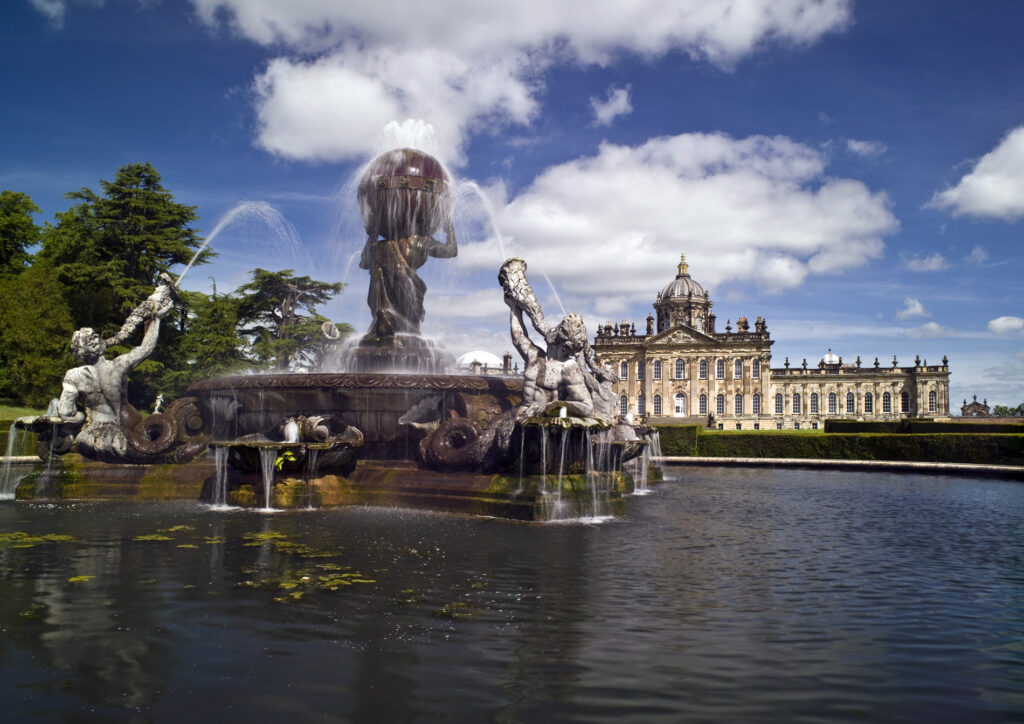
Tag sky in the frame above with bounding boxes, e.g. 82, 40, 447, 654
2, 0, 1023, 408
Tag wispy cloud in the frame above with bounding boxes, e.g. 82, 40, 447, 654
965, 245, 989, 264
590, 85, 632, 127
846, 138, 887, 158
903, 253, 948, 272
988, 316, 1024, 335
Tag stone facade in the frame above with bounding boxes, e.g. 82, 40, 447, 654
592, 253, 951, 429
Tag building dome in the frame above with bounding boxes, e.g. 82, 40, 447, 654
456, 350, 503, 369
821, 348, 840, 365
659, 253, 707, 300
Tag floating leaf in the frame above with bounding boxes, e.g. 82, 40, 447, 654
162, 525, 194, 533
176, 544, 198, 549
68, 575, 95, 583
133, 534, 173, 541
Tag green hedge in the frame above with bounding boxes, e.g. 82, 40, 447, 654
653, 424, 1024, 466
825, 419, 1024, 434
655, 425, 700, 456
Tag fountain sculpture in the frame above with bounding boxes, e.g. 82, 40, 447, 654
9, 147, 654, 520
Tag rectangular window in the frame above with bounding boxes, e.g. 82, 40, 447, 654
734, 395, 742, 416
776, 422, 783, 430
637, 395, 646, 415
735, 423, 742, 430
810, 394, 819, 414
653, 360, 662, 380
716, 359, 725, 379
754, 422, 760, 430
753, 395, 761, 415
846, 394, 855, 414
883, 394, 892, 413
619, 361, 628, 380
812, 422, 818, 430
774, 394, 783, 415
699, 395, 707, 415
637, 362, 645, 381
794, 422, 800, 430
752, 359, 760, 379
734, 359, 743, 378
699, 360, 708, 379
716, 395, 725, 416
828, 394, 837, 415
865, 394, 873, 414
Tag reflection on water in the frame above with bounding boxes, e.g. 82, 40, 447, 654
1, 469, 1023, 722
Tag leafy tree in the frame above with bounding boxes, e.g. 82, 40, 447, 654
162, 288, 248, 389
38, 162, 211, 334
993, 403, 1023, 417
0, 263, 75, 407
236, 268, 349, 371
0, 191, 41, 278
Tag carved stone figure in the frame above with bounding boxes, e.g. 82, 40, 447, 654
500, 258, 595, 418
56, 276, 176, 461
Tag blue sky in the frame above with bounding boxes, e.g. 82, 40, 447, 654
2, 0, 1022, 408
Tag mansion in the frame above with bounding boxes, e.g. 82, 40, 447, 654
592, 254, 952, 429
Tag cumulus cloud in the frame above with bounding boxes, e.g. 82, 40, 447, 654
928, 126, 1024, 221
988, 316, 1024, 335
846, 139, 887, 158
896, 297, 928, 320
191, 0, 852, 163
591, 85, 633, 126
453, 133, 898, 311
907, 321, 953, 338
903, 253, 948, 272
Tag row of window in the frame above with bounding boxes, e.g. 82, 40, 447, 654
622, 390, 937, 416
619, 358, 762, 381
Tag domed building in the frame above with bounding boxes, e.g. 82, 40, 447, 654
592, 253, 951, 428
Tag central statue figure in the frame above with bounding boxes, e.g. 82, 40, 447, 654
357, 148, 456, 341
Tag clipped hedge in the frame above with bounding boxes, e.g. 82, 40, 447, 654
655, 425, 700, 456
825, 419, 1024, 434
652, 425, 1024, 466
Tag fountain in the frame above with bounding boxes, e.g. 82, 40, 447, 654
8, 147, 655, 520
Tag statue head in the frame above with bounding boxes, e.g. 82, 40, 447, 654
551, 313, 588, 355
71, 327, 106, 364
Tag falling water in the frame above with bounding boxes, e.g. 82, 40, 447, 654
212, 446, 229, 507
177, 201, 302, 286
283, 420, 300, 443
259, 447, 278, 511
304, 448, 320, 510
0, 424, 22, 500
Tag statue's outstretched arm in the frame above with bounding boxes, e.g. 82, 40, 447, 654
427, 222, 458, 259
509, 307, 539, 362
118, 317, 162, 371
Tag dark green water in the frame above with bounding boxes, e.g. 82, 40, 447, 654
1, 467, 1022, 722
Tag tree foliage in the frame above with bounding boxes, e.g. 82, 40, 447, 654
992, 404, 1023, 417
37, 162, 210, 334
0, 191, 41, 279
236, 268, 348, 371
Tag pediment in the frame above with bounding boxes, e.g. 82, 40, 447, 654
646, 325, 720, 347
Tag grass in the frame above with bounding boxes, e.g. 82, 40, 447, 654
0, 403, 44, 420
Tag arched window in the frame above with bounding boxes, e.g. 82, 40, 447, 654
653, 394, 663, 416
619, 361, 628, 380
638, 394, 646, 415
883, 392, 892, 413
735, 359, 743, 378
793, 393, 801, 415
752, 359, 760, 379
752, 393, 761, 415
828, 392, 837, 414
716, 359, 725, 379
901, 391, 909, 413
620, 395, 628, 416
846, 392, 855, 414
928, 390, 937, 413
675, 359, 686, 379
810, 393, 819, 414
774, 393, 783, 415
865, 392, 874, 414
674, 393, 686, 416
734, 393, 743, 415
653, 360, 662, 380
716, 394, 725, 415
699, 393, 708, 415
699, 360, 708, 379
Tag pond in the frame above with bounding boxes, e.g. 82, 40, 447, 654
1, 467, 1022, 722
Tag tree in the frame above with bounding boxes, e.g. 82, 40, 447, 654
236, 269, 349, 370
0, 191, 41, 278
0, 262, 75, 406
38, 162, 211, 334
992, 403, 1023, 417
162, 288, 248, 390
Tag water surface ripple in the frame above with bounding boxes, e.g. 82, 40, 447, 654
1, 467, 1022, 722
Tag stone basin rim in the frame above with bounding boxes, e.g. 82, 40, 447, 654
187, 372, 524, 393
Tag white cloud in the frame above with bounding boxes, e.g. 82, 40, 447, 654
846, 139, 887, 158
928, 125, 1024, 221
903, 253, 948, 272
988, 316, 1024, 335
591, 85, 633, 126
192, 0, 852, 163
896, 297, 928, 320
455, 133, 898, 312
907, 321, 953, 338
29, 0, 104, 28
965, 244, 989, 264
